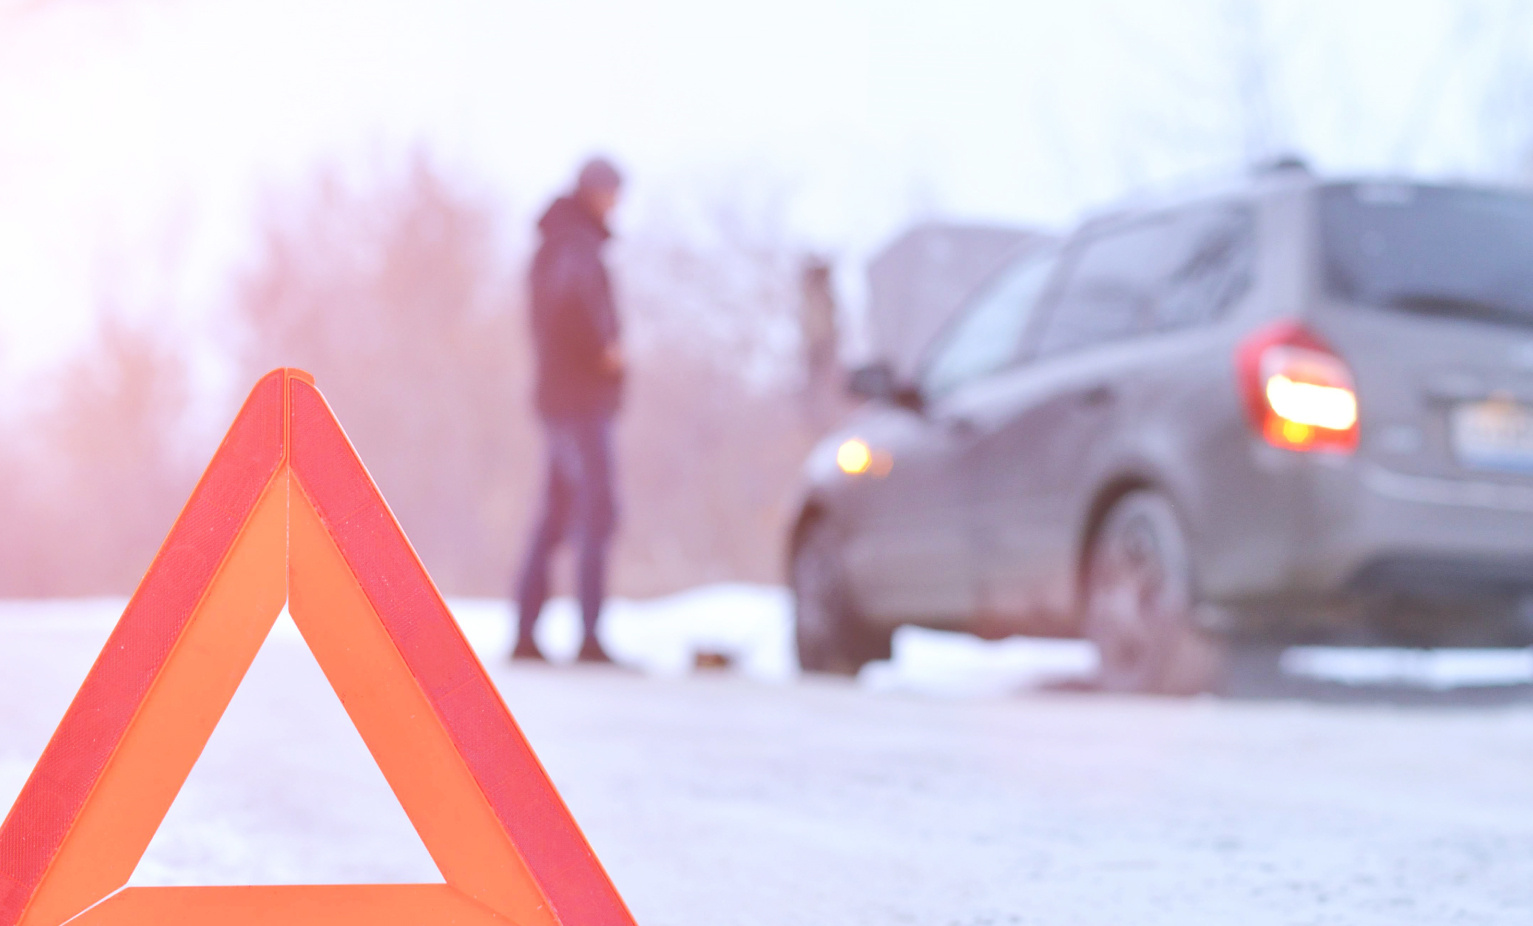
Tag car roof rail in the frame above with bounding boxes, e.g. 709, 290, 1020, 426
1251, 153, 1312, 176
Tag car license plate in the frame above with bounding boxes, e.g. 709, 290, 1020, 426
1451, 399, 1533, 472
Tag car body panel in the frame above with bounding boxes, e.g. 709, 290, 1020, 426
812, 408, 980, 623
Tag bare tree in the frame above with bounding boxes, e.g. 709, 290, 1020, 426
609, 178, 819, 594
1464, 1, 1533, 183
231, 150, 535, 595
1222, 0, 1290, 165
0, 312, 198, 595
1093, 0, 1297, 194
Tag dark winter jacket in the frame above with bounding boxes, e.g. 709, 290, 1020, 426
528, 195, 623, 419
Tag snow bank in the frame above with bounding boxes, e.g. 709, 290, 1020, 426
1283, 646, 1533, 689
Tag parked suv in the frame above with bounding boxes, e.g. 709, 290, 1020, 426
789, 166, 1533, 692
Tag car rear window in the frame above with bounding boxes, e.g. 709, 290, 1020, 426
1321, 183, 1533, 327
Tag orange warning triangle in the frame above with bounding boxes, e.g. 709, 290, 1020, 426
0, 370, 638, 926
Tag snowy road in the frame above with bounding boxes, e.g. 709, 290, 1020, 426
3, 592, 1533, 924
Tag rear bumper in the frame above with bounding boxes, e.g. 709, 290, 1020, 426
1197, 448, 1533, 644
1349, 552, 1533, 599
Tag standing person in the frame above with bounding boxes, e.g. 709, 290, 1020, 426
512, 157, 625, 664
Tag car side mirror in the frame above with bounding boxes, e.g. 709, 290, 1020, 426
847, 362, 924, 412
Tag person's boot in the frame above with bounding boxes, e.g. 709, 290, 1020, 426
576, 636, 614, 664
510, 636, 545, 662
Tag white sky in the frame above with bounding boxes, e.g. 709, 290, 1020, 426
0, 0, 1523, 380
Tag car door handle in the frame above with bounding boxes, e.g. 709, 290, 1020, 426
1080, 384, 1116, 407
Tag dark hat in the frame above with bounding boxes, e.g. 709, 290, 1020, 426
576, 156, 623, 193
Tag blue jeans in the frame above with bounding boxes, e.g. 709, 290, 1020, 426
514, 415, 617, 644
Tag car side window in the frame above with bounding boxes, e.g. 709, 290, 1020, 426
1033, 222, 1167, 357
1033, 203, 1256, 358
1153, 205, 1256, 330
921, 250, 1059, 399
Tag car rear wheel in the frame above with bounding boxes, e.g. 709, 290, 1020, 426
1083, 491, 1227, 695
792, 518, 892, 675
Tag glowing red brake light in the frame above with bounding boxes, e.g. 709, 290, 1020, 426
1236, 321, 1359, 453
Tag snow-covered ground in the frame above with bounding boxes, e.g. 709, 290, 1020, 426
450, 584, 1533, 695
3, 588, 1533, 923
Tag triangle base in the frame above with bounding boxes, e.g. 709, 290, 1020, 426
72, 885, 511, 926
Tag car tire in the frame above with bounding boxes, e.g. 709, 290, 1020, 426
1083, 490, 1227, 695
791, 518, 892, 675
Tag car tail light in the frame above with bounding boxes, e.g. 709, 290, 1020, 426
1236, 321, 1359, 453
